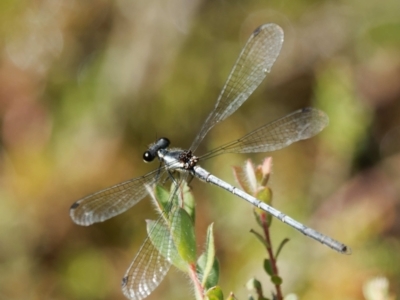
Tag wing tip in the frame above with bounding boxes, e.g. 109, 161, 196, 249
70, 201, 80, 210
254, 23, 284, 37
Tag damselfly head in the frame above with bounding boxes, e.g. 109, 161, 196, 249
143, 137, 171, 162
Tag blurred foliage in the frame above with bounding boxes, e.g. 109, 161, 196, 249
1, 0, 400, 299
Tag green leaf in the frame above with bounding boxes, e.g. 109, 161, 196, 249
170, 207, 196, 264
146, 184, 171, 219
197, 225, 219, 289
198, 254, 220, 289
265, 212, 273, 227
255, 187, 272, 205
154, 184, 171, 212
249, 229, 268, 248
253, 209, 263, 228
176, 181, 195, 221
275, 238, 290, 259
271, 275, 282, 285
253, 187, 273, 222
205, 286, 224, 300
263, 259, 273, 276
146, 219, 187, 271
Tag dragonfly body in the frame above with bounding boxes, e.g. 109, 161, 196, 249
138, 109, 349, 255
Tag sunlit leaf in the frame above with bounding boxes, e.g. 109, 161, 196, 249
206, 286, 224, 300
178, 181, 196, 221
154, 184, 171, 212
170, 207, 196, 264
255, 186, 272, 205
198, 223, 219, 288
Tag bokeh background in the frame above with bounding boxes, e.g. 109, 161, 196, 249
1, 0, 400, 299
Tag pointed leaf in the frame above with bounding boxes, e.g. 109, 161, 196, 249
199, 223, 216, 286
250, 229, 268, 248
198, 254, 220, 289
253, 209, 263, 228
206, 286, 224, 300
197, 224, 219, 289
170, 207, 196, 264
232, 166, 252, 194
244, 159, 257, 193
275, 238, 290, 259
259, 157, 272, 186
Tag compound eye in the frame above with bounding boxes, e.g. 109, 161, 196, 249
143, 151, 155, 162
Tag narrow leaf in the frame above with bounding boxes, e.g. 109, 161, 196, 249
250, 229, 268, 248
198, 255, 219, 288
259, 157, 272, 186
232, 166, 252, 194
253, 209, 263, 228
275, 238, 290, 259
200, 223, 217, 287
244, 159, 257, 193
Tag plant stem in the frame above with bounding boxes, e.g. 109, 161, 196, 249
188, 263, 204, 300
261, 212, 283, 300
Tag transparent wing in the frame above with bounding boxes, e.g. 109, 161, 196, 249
122, 182, 188, 300
70, 168, 164, 226
200, 108, 329, 160
190, 23, 284, 152
121, 229, 172, 300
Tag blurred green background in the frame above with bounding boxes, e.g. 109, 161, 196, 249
1, 0, 400, 299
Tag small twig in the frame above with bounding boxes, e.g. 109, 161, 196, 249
260, 212, 283, 300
